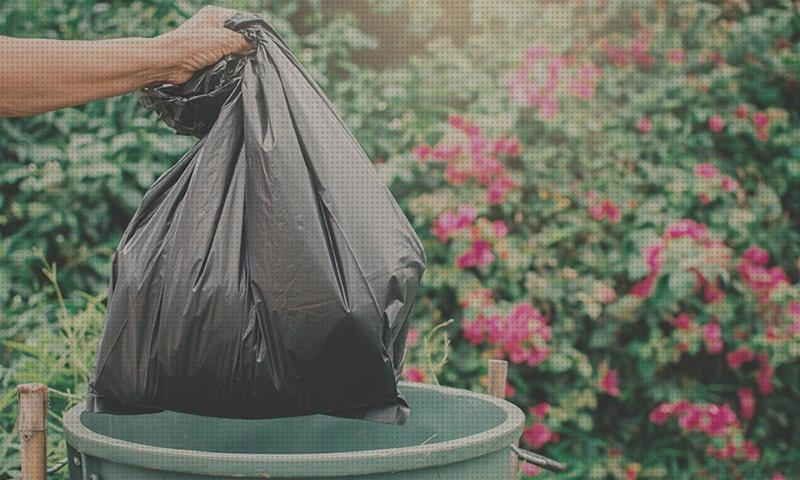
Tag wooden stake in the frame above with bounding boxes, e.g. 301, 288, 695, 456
17, 383, 48, 480
487, 359, 508, 398
487, 360, 519, 479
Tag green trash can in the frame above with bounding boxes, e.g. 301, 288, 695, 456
64, 383, 526, 479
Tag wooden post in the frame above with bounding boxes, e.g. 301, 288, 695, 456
17, 383, 48, 480
487, 359, 508, 398
487, 359, 520, 479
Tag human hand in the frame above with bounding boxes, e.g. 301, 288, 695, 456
156, 6, 254, 85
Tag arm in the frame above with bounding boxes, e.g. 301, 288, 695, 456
0, 6, 252, 118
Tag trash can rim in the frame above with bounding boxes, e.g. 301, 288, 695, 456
63, 382, 525, 477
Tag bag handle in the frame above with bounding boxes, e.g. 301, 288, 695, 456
138, 12, 282, 138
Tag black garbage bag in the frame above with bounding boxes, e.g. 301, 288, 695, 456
86, 12, 426, 424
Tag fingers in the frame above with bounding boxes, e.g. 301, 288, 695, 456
223, 29, 254, 55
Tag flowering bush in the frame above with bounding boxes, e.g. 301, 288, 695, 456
390, 1, 800, 478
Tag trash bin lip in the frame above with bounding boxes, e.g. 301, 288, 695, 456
63, 382, 524, 477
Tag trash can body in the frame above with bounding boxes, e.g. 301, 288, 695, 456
65, 383, 524, 479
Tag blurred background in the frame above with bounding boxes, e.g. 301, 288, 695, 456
2, 0, 799, 478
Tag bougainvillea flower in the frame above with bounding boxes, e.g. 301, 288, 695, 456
523, 423, 553, 449
456, 239, 495, 269
737, 387, 756, 420
708, 115, 725, 133
694, 162, 720, 178
600, 369, 621, 397
404, 367, 425, 383
529, 403, 550, 418
726, 348, 756, 369
702, 320, 723, 354
637, 116, 653, 133
665, 219, 709, 241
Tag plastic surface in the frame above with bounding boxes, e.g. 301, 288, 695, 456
86, 12, 426, 423
65, 383, 524, 479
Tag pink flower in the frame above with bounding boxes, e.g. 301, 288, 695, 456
721, 175, 738, 192
444, 162, 470, 184
487, 176, 519, 205
589, 199, 621, 223
649, 403, 674, 424
630, 29, 654, 67
447, 114, 466, 130
705, 404, 738, 436
738, 249, 789, 302
538, 95, 559, 120
523, 423, 552, 449
492, 136, 521, 156
694, 162, 720, 179
643, 244, 664, 274
492, 220, 509, 238
702, 321, 723, 354
568, 64, 602, 99
521, 462, 542, 476
529, 403, 550, 418
773, 474, 786, 480
742, 440, 760, 462
597, 284, 617, 304
736, 104, 749, 119
631, 273, 658, 298
737, 387, 756, 420
637, 116, 653, 134
456, 239, 495, 269
431, 205, 478, 243
600, 369, 621, 397
432, 143, 462, 161
665, 219, 708, 241
603, 43, 629, 66
404, 367, 425, 383
413, 144, 432, 161
757, 354, 774, 395
726, 348, 755, 369
464, 122, 481, 136
752, 112, 770, 128
702, 278, 725, 304
674, 313, 692, 330
743, 245, 769, 266
708, 115, 725, 133
472, 156, 505, 184
483, 303, 552, 367
668, 48, 685, 64
462, 316, 486, 345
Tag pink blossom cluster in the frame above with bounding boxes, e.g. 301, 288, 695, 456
693, 162, 739, 202
602, 29, 654, 68
738, 245, 789, 303
414, 115, 521, 205
404, 366, 425, 383
522, 402, 557, 455
587, 191, 622, 224
463, 303, 551, 367
630, 219, 729, 302
430, 206, 511, 270
430, 204, 477, 243
649, 401, 761, 461
705, 103, 772, 141
507, 44, 602, 121
599, 368, 621, 397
